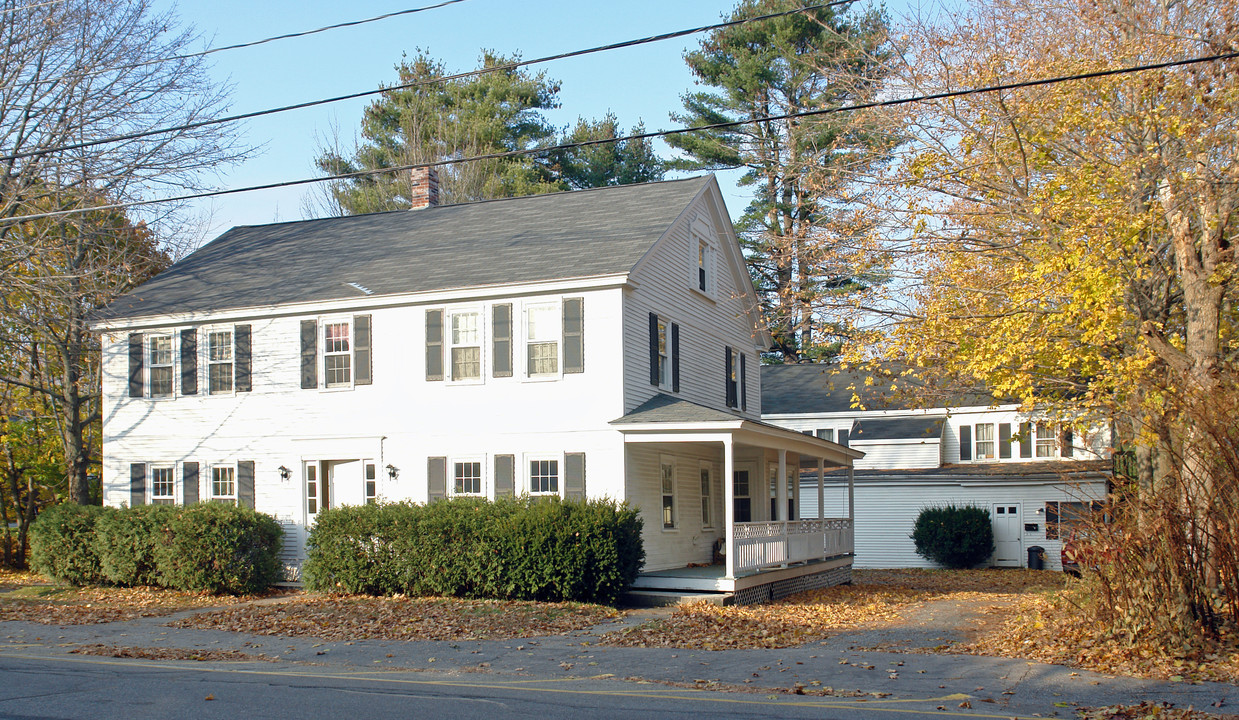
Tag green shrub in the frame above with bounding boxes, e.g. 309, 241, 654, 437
153, 503, 284, 594
303, 497, 644, 605
911, 504, 994, 568
29, 504, 109, 585
95, 504, 177, 586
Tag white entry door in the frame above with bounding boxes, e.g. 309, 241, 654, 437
992, 503, 1022, 567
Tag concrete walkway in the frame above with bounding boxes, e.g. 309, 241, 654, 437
0, 601, 1235, 718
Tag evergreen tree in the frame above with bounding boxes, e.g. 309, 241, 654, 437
551, 113, 665, 190
669, 0, 893, 361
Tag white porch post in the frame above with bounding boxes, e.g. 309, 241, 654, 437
847, 464, 855, 552
776, 450, 787, 522
723, 436, 736, 580
817, 458, 825, 521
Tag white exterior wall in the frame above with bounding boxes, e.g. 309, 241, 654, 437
623, 195, 762, 418
847, 440, 941, 470
799, 479, 1108, 570
942, 408, 1108, 464
101, 287, 628, 558
625, 443, 726, 572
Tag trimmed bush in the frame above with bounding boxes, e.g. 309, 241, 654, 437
29, 504, 109, 585
303, 497, 644, 605
28, 502, 283, 594
95, 504, 177, 586
153, 503, 284, 594
911, 504, 994, 568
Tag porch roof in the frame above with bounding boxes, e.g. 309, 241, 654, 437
611, 393, 864, 465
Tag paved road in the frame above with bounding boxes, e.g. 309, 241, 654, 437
0, 606, 1234, 719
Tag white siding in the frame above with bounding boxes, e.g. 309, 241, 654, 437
798, 479, 1108, 570
625, 442, 727, 572
101, 287, 628, 560
849, 440, 941, 470
624, 195, 762, 417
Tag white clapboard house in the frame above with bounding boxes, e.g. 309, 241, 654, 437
760, 364, 1111, 571
93, 173, 861, 601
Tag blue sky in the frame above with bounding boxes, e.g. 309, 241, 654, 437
159, 0, 903, 240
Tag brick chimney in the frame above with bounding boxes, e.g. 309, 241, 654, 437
409, 166, 440, 210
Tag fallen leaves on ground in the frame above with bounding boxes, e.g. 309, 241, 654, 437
0, 568, 43, 591
170, 594, 620, 642
0, 585, 276, 625
954, 590, 1239, 684
855, 568, 1068, 593
1075, 701, 1239, 719
602, 583, 934, 650
69, 643, 276, 662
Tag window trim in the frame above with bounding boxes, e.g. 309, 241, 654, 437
204, 326, 236, 396
974, 422, 997, 461
321, 316, 354, 390
150, 465, 177, 505
523, 301, 562, 381
699, 461, 714, 529
364, 460, 378, 505
210, 463, 237, 504
447, 307, 485, 384
147, 333, 176, 399
660, 455, 678, 531
527, 454, 561, 496
451, 456, 486, 497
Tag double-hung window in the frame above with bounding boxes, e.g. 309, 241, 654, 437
697, 239, 715, 294
454, 459, 483, 496
529, 457, 559, 495
1036, 421, 1056, 458
151, 466, 175, 505
365, 461, 378, 504
657, 318, 671, 388
975, 423, 996, 460
149, 335, 174, 398
699, 463, 713, 528
324, 321, 352, 387
660, 458, 676, 529
211, 465, 236, 503
208, 330, 234, 394
525, 303, 559, 377
449, 310, 482, 381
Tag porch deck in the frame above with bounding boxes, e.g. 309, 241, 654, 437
632, 553, 854, 594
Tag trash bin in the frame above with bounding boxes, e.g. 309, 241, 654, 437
1027, 546, 1045, 570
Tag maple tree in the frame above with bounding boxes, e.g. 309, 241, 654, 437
848, 0, 1238, 642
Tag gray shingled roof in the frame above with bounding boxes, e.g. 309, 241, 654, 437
611, 394, 740, 424
850, 415, 946, 442
96, 176, 712, 322
761, 364, 996, 414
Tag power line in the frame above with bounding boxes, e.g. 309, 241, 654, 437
0, 1, 853, 164
6, 0, 470, 93
6, 48, 1233, 227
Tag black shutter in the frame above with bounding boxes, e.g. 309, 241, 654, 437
300, 320, 317, 389
1062, 428, 1074, 457
234, 324, 252, 392
237, 461, 255, 509
740, 353, 748, 411
563, 297, 584, 374
1019, 422, 1033, 458
648, 312, 660, 386
130, 463, 146, 506
180, 329, 197, 395
427, 457, 446, 502
494, 455, 515, 498
565, 452, 586, 500
354, 314, 372, 385
182, 462, 199, 505
724, 346, 735, 407
426, 309, 444, 381
493, 304, 513, 378
128, 333, 144, 397
671, 323, 680, 392
999, 423, 1012, 459
838, 428, 849, 447
960, 425, 972, 460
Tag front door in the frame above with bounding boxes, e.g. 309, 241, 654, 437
992, 503, 1022, 567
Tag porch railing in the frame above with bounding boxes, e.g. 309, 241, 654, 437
733, 518, 853, 574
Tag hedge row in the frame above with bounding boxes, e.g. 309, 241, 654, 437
303, 497, 644, 605
29, 503, 284, 594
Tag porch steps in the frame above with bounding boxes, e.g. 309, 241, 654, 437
620, 589, 734, 608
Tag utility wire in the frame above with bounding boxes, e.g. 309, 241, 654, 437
0, 1, 853, 164
7, 0, 470, 92
6, 48, 1234, 227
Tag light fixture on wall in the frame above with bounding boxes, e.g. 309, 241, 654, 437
386, 464, 399, 480
278, 465, 292, 481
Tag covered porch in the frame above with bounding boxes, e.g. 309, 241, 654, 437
612, 395, 861, 597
